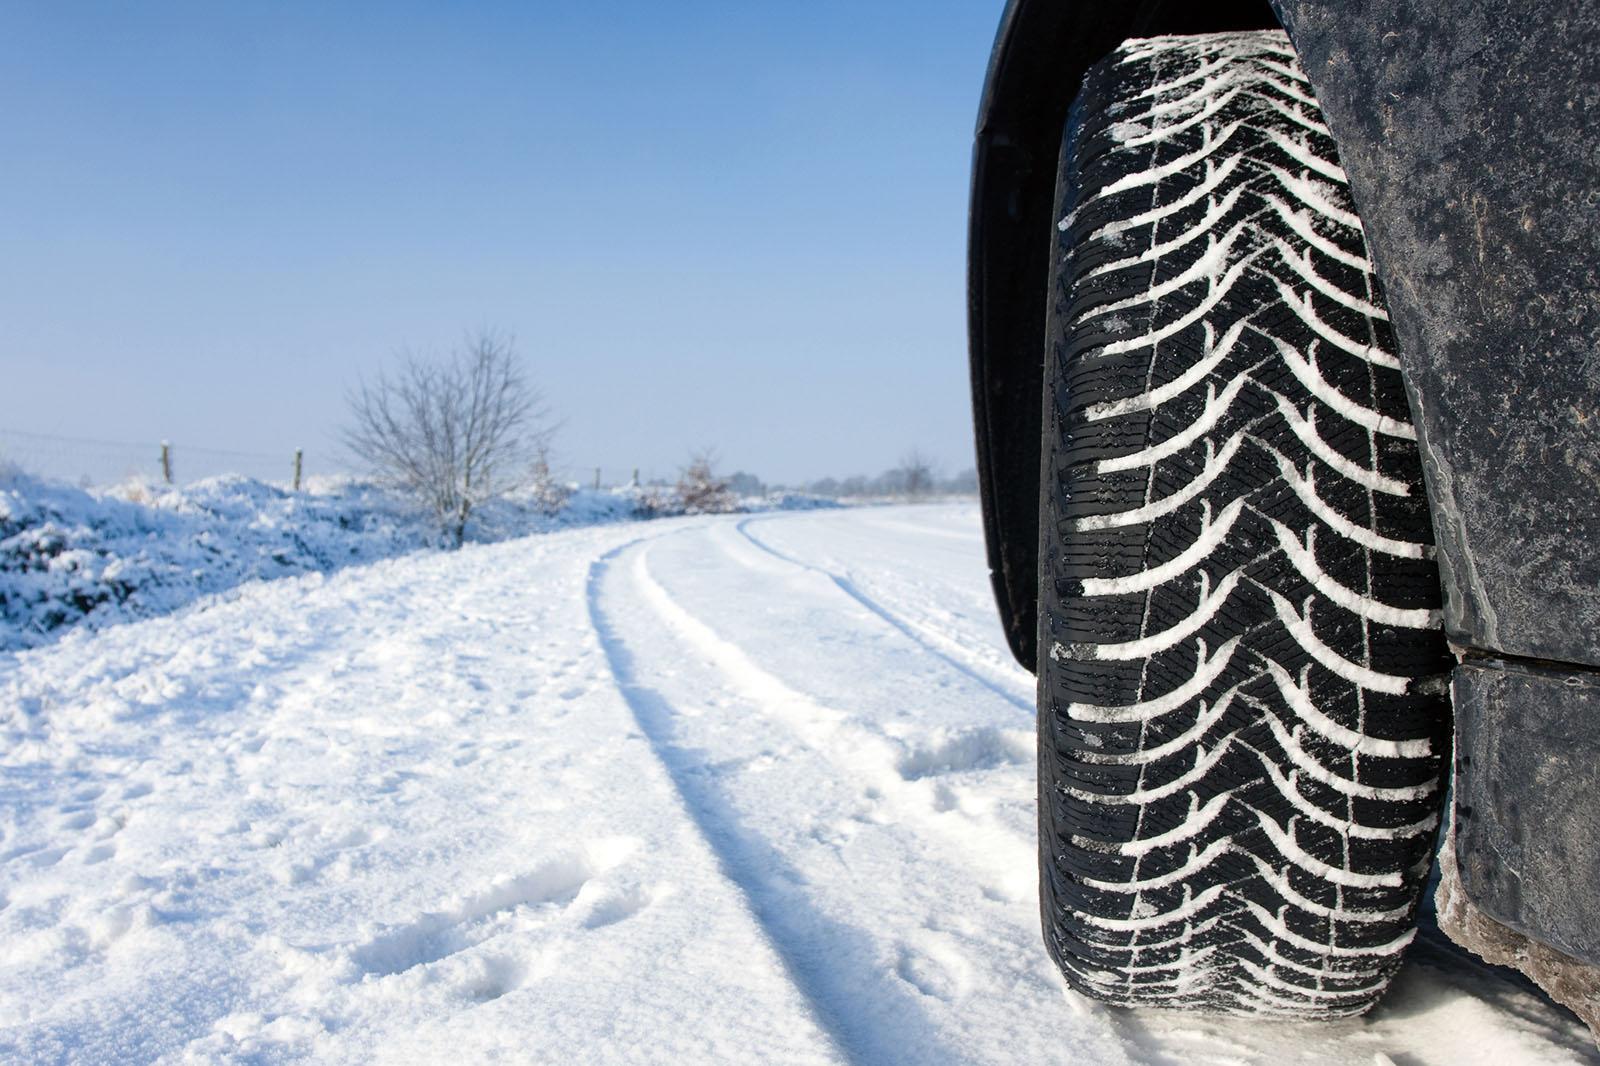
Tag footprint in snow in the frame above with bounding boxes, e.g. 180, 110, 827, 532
56, 810, 96, 831
462, 952, 532, 1002
578, 883, 657, 930
347, 837, 642, 980
28, 846, 70, 869
893, 935, 974, 1003
894, 726, 1032, 781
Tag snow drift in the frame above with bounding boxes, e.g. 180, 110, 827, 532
0, 468, 834, 652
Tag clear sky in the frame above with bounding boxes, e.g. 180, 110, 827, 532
0, 1, 1003, 486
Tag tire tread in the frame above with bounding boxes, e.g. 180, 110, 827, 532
1038, 30, 1451, 1017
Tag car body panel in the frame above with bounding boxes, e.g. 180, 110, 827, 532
1275, 0, 1600, 669
971, 0, 1600, 673
1453, 660, 1600, 966
970, 0, 1600, 977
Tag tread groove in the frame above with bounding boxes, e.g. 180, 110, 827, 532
1037, 30, 1450, 1017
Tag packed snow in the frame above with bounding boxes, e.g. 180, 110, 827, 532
0, 505, 1595, 1064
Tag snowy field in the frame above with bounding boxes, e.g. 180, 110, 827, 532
0, 504, 1594, 1064
0, 468, 830, 654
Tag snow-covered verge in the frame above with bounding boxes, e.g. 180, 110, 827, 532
0, 505, 1594, 1064
0, 469, 834, 653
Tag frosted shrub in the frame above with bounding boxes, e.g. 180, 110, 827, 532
529, 447, 573, 517
676, 451, 738, 515
344, 332, 552, 547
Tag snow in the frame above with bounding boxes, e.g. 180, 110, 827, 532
0, 504, 1595, 1064
0, 468, 834, 653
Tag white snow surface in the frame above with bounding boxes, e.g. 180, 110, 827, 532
0, 504, 1594, 1064
0, 468, 834, 654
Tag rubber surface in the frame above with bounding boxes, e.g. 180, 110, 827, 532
1037, 31, 1451, 1016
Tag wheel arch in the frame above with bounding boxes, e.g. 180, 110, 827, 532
971, 0, 1600, 678
968, 0, 1280, 672
972, 0, 1600, 1011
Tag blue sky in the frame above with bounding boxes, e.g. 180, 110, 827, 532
0, 2, 1002, 485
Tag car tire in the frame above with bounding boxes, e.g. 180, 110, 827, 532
1037, 30, 1452, 1016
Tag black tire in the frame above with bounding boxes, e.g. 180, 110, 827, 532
1037, 31, 1452, 1017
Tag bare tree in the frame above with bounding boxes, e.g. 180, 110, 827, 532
676, 448, 738, 514
898, 448, 937, 498
344, 332, 550, 547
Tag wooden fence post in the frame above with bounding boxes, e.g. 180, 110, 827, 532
293, 448, 303, 492
160, 441, 172, 484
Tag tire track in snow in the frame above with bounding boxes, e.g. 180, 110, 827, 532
594, 528, 1139, 1066
6, 506, 1588, 1065
588, 537, 958, 1066
628, 536, 1038, 895
732, 517, 1034, 714
607, 512, 1600, 1066
629, 513, 1585, 1066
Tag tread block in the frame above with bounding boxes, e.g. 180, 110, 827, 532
1037, 30, 1451, 1017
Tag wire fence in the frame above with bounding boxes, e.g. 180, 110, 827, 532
0, 428, 685, 493
0, 428, 334, 488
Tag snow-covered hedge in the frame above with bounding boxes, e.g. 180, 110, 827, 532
0, 469, 837, 652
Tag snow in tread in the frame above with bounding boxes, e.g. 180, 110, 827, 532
1038, 31, 1451, 1017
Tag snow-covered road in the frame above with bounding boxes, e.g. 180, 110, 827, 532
1, 505, 1594, 1064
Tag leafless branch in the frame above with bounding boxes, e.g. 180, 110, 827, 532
343, 331, 551, 546
898, 448, 936, 498
676, 447, 738, 515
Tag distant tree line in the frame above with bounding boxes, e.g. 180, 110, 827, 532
342, 332, 975, 546
741, 450, 980, 500
791, 468, 978, 499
